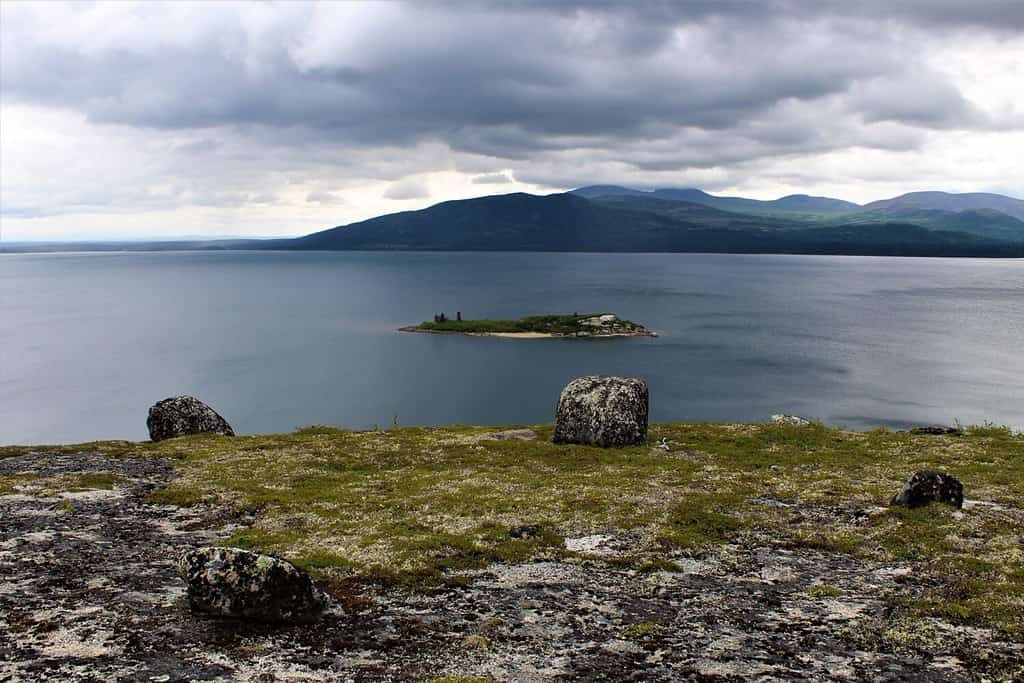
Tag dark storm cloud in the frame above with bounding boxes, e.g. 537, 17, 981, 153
1, 0, 1020, 214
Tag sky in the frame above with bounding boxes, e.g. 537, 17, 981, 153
1, 1, 1022, 241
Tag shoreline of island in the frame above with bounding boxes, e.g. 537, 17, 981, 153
398, 326, 656, 339
397, 313, 658, 339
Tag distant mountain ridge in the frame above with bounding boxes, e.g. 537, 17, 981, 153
4, 187, 1022, 257
572, 185, 861, 216
863, 191, 1024, 221
286, 190, 1023, 257
572, 185, 1024, 242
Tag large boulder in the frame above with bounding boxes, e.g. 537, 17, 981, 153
771, 414, 811, 426
890, 471, 964, 509
177, 547, 325, 623
553, 376, 648, 447
147, 395, 234, 441
909, 425, 963, 436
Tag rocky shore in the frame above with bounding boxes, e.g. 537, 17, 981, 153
2, 392, 1022, 681
3, 443, 1022, 682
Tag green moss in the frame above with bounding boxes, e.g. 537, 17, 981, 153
12, 421, 1023, 636
0, 471, 128, 496
0, 440, 142, 459
622, 620, 666, 639
656, 495, 747, 549
805, 584, 847, 598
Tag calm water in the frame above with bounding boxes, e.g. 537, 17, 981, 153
1, 251, 1021, 444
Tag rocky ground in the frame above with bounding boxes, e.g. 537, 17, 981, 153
2, 450, 1022, 682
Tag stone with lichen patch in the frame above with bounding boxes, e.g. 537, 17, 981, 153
146, 395, 234, 441
890, 471, 964, 509
553, 376, 648, 447
772, 414, 812, 426
177, 546, 325, 623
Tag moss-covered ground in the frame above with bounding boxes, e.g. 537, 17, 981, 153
2, 422, 1021, 638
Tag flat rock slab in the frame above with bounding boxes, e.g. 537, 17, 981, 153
2, 452, 1022, 681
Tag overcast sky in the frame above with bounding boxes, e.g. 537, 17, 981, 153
1, 1, 1022, 240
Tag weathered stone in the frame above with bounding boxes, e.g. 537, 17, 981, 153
177, 547, 325, 623
771, 414, 811, 426
909, 425, 963, 436
890, 471, 964, 509
553, 376, 648, 448
147, 395, 234, 441
509, 524, 543, 540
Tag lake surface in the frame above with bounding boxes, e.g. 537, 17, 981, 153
1, 251, 1021, 444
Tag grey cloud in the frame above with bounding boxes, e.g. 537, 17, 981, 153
306, 190, 346, 205
471, 173, 513, 185
1, 2, 997, 145
1, 0, 1021, 225
382, 178, 430, 200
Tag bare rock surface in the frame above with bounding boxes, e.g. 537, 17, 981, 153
553, 376, 649, 447
2, 452, 1022, 681
147, 395, 235, 442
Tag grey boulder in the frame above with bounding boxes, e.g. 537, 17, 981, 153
771, 414, 812, 426
177, 547, 325, 623
909, 425, 963, 436
890, 471, 964, 509
553, 376, 648, 447
147, 395, 234, 441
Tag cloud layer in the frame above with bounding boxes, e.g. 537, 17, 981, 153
1, 1, 1022, 239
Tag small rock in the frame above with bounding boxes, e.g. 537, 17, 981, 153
509, 524, 543, 540
553, 376, 648, 448
771, 414, 811, 426
909, 426, 963, 436
177, 547, 325, 623
147, 396, 234, 441
890, 471, 964, 509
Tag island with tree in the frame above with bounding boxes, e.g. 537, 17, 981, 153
399, 313, 657, 338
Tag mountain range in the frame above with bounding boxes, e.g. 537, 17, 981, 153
4, 187, 1023, 257
284, 186, 1024, 256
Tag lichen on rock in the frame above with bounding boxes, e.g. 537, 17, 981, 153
146, 395, 235, 442
890, 471, 964, 509
552, 376, 648, 447
772, 414, 812, 426
177, 546, 326, 623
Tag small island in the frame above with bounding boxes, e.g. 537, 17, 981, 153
400, 313, 657, 339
